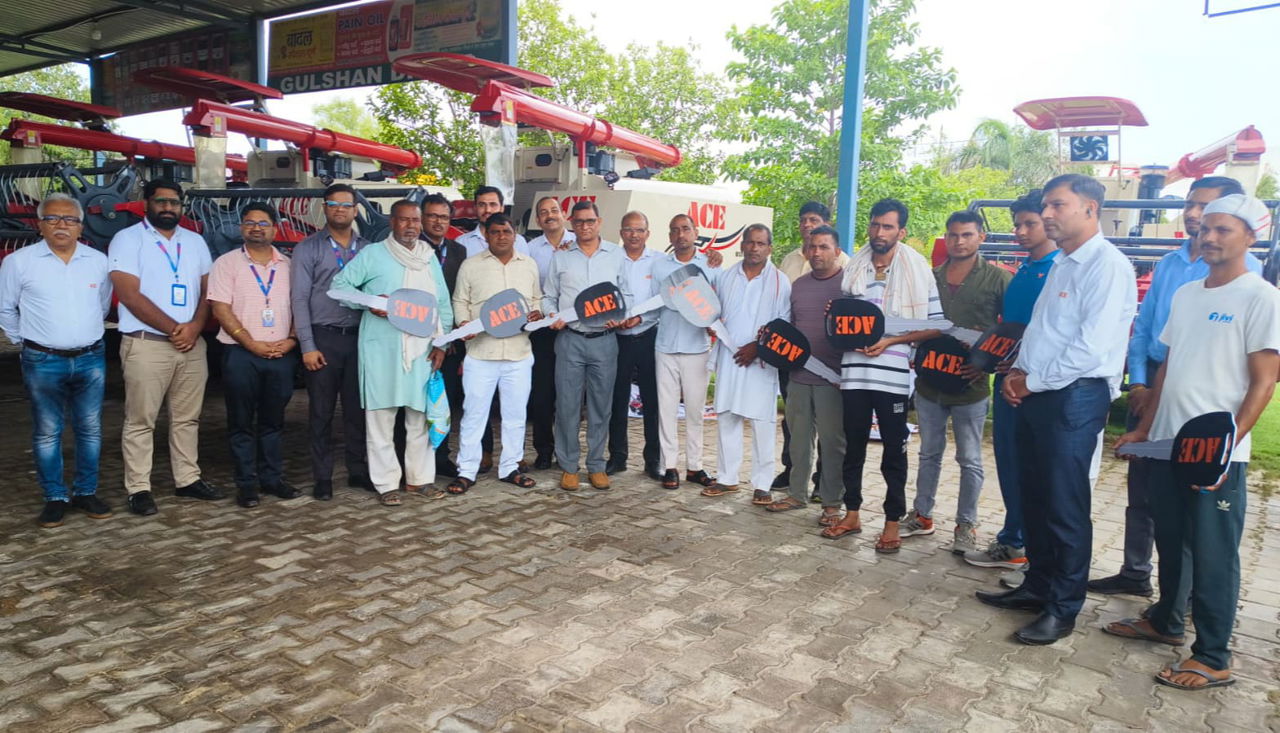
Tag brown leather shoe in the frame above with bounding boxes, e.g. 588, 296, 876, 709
560, 472, 580, 491
588, 472, 611, 490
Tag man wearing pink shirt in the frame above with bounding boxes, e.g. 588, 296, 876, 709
208, 202, 301, 508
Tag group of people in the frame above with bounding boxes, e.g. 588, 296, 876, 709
2, 172, 1275, 691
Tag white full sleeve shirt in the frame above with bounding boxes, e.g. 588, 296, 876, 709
1013, 230, 1137, 399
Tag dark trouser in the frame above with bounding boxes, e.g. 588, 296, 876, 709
1147, 459, 1247, 671
841, 389, 909, 517
779, 370, 792, 471
437, 345, 493, 467
609, 328, 659, 469
992, 374, 1023, 548
305, 326, 368, 483
1018, 378, 1110, 620
529, 328, 558, 460
1119, 359, 1161, 580
223, 344, 298, 490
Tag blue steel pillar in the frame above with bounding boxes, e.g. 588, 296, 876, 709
835, 0, 870, 254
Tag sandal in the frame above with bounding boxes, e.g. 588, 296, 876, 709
751, 490, 773, 506
875, 534, 901, 554
447, 477, 474, 495
701, 483, 739, 497
818, 509, 843, 527
406, 484, 447, 500
685, 470, 715, 487
820, 523, 862, 539
1154, 663, 1235, 691
379, 491, 403, 506
765, 497, 805, 513
1102, 618, 1185, 646
500, 471, 536, 488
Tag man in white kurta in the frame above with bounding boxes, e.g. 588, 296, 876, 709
708, 225, 792, 496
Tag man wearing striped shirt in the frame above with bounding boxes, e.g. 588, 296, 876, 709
838, 199, 946, 553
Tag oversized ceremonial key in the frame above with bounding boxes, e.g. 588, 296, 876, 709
1116, 412, 1237, 490
624, 262, 709, 321
826, 297, 953, 350
433, 288, 530, 346
524, 281, 625, 331
756, 319, 842, 385
327, 287, 438, 338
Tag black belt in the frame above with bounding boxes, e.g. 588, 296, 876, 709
572, 329, 611, 339
616, 328, 656, 341
315, 324, 359, 335
24, 339, 101, 358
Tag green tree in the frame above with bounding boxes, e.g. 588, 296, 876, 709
1, 64, 94, 165
1256, 170, 1277, 199
311, 97, 380, 140
937, 118, 1058, 191
721, 0, 959, 252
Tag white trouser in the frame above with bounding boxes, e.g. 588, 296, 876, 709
458, 355, 533, 481
716, 411, 776, 491
366, 406, 434, 494
657, 351, 711, 471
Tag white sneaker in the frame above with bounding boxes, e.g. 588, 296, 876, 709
964, 540, 1028, 569
950, 522, 979, 556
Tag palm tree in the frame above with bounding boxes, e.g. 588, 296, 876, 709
949, 119, 1059, 190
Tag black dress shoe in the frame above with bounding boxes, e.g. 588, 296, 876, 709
771, 470, 790, 489
435, 460, 460, 479
975, 587, 1047, 612
128, 491, 158, 516
263, 482, 302, 500
237, 490, 260, 508
1087, 574, 1153, 597
38, 500, 68, 528
175, 479, 226, 501
644, 464, 663, 481
70, 495, 112, 518
313, 480, 333, 501
534, 455, 554, 471
605, 458, 627, 476
1014, 612, 1075, 645
347, 475, 377, 492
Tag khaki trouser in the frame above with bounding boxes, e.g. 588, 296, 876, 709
656, 351, 710, 471
120, 335, 208, 494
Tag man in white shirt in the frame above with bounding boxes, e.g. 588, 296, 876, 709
455, 186, 530, 258
525, 196, 574, 469
109, 179, 222, 517
607, 211, 661, 477
0, 194, 113, 528
1108, 194, 1279, 691
980, 174, 1138, 646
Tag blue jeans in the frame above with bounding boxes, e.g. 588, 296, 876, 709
913, 393, 988, 526
20, 342, 106, 501
992, 374, 1023, 548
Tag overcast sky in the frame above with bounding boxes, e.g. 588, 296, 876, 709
112, 0, 1277, 182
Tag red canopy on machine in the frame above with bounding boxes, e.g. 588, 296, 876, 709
1013, 96, 1149, 130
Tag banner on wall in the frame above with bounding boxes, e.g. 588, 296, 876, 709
92, 28, 257, 116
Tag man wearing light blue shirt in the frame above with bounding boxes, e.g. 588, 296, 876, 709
0, 194, 113, 528
607, 211, 661, 477
1089, 176, 1259, 598
982, 174, 1137, 646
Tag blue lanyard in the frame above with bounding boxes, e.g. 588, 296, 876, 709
330, 237, 357, 270
145, 220, 181, 281
247, 251, 276, 305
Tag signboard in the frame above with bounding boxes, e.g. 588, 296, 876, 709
92, 28, 256, 116
268, 0, 514, 94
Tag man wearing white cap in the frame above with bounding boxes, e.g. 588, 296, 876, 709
1108, 194, 1279, 690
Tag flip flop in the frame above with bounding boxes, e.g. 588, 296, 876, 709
1101, 618, 1185, 646
818, 510, 843, 527
875, 535, 901, 554
701, 484, 740, 497
765, 498, 805, 513
379, 491, 403, 506
820, 523, 862, 539
446, 477, 474, 495
407, 484, 447, 500
751, 490, 774, 505
500, 471, 537, 488
1154, 664, 1235, 691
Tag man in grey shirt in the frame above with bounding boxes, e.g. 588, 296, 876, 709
290, 184, 374, 499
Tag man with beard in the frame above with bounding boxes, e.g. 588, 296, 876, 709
290, 184, 373, 499
332, 200, 452, 506
456, 186, 529, 258
109, 179, 222, 516
982, 174, 1136, 645
1089, 176, 1260, 597
526, 196, 575, 469
607, 211, 661, 477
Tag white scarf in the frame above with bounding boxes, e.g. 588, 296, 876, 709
841, 242, 932, 319
384, 236, 440, 372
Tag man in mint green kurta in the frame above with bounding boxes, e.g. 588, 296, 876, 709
331, 201, 452, 503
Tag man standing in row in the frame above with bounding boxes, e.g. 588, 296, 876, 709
651, 214, 719, 490
902, 211, 1009, 554
208, 203, 300, 508
527, 196, 575, 469
704, 225, 790, 500
448, 214, 542, 494
983, 174, 1136, 645
109, 179, 222, 516
457, 186, 529, 258
543, 201, 636, 491
607, 211, 661, 477
1, 194, 113, 527
333, 200, 452, 506
291, 183, 372, 500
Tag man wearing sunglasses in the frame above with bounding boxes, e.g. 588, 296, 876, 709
290, 184, 374, 500
108, 179, 221, 517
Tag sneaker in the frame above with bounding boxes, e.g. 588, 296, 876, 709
899, 512, 935, 537
175, 478, 226, 501
38, 500, 68, 528
70, 494, 112, 519
127, 491, 158, 516
964, 540, 1028, 570
999, 568, 1026, 589
950, 522, 979, 555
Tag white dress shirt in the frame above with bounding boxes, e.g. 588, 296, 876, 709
457, 228, 529, 259
618, 247, 660, 335
1013, 230, 1137, 398
0, 241, 112, 349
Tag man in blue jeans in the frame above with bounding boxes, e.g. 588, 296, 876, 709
981, 174, 1136, 645
0, 193, 114, 527
964, 190, 1057, 571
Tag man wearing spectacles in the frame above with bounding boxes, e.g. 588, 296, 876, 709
289, 183, 374, 500
0, 193, 113, 528
456, 186, 529, 259
208, 202, 300, 508
108, 179, 222, 517
526, 195, 576, 470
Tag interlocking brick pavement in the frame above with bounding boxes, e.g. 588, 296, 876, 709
1, 347, 1278, 732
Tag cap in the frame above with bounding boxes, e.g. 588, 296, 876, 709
1203, 194, 1272, 236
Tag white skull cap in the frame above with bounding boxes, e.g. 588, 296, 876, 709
1203, 194, 1272, 235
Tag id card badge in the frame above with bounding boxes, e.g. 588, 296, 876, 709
261, 308, 275, 328
170, 283, 188, 307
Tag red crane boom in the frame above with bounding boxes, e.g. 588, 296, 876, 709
2, 119, 248, 172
